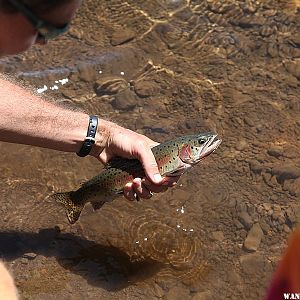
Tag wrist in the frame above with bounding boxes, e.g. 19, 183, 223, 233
89, 118, 110, 158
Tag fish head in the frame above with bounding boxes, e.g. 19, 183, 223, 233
177, 132, 222, 165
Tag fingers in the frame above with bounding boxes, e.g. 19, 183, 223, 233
123, 176, 180, 201
124, 178, 153, 201
133, 141, 163, 185
123, 182, 136, 201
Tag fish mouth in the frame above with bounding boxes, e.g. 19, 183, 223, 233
199, 134, 222, 160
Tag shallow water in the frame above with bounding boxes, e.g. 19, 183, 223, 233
0, 1, 300, 299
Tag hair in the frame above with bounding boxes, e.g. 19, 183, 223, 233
0, 0, 72, 14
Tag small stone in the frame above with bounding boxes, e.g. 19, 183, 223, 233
110, 28, 136, 46
267, 146, 284, 158
78, 64, 97, 82
283, 60, 300, 80
290, 33, 300, 47
240, 253, 265, 275
249, 160, 264, 175
234, 219, 244, 229
283, 177, 300, 196
211, 231, 224, 241
94, 77, 128, 96
272, 205, 286, 224
262, 203, 272, 211
271, 165, 300, 182
244, 116, 255, 127
260, 25, 275, 37
112, 89, 137, 111
236, 140, 248, 151
286, 207, 296, 224
259, 219, 271, 234
133, 80, 159, 98
22, 252, 37, 260
244, 223, 264, 252
68, 27, 83, 39
283, 224, 291, 233
153, 283, 164, 298
238, 211, 253, 230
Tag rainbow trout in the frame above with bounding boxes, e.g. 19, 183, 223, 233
52, 132, 221, 224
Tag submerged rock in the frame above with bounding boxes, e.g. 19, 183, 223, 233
244, 223, 264, 252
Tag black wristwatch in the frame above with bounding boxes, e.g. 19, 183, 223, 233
76, 115, 98, 157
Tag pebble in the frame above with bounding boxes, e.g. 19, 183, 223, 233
239, 253, 265, 275
271, 165, 300, 182
244, 116, 255, 127
78, 64, 97, 82
110, 28, 136, 46
283, 224, 291, 233
272, 205, 285, 224
94, 77, 128, 96
262, 203, 272, 211
238, 211, 253, 230
234, 219, 244, 229
290, 32, 300, 47
236, 139, 248, 151
22, 252, 37, 260
243, 223, 264, 252
285, 207, 296, 224
112, 89, 137, 111
260, 25, 275, 37
283, 177, 300, 196
133, 80, 159, 98
152, 283, 164, 298
211, 231, 225, 242
259, 219, 271, 234
283, 60, 300, 80
267, 146, 284, 158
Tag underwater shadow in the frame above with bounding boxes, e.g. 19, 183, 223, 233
0, 228, 163, 291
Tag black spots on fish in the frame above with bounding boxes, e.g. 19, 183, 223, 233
173, 157, 176, 160
52, 192, 84, 224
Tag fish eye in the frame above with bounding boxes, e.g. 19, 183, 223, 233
198, 138, 206, 144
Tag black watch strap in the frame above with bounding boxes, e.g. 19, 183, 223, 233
76, 115, 98, 157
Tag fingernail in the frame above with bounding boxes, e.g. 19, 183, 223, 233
133, 177, 142, 183
154, 173, 162, 183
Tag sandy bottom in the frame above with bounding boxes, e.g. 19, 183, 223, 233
0, 0, 299, 299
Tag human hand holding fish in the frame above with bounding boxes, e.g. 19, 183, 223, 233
89, 119, 180, 201
53, 129, 222, 224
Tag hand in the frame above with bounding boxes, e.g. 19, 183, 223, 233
90, 120, 179, 200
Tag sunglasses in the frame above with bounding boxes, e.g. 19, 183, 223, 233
9, 0, 69, 40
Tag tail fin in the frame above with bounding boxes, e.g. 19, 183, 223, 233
51, 192, 84, 224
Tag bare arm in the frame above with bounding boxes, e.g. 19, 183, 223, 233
0, 76, 179, 199
0, 76, 90, 153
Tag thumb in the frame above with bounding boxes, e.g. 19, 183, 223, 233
135, 144, 162, 184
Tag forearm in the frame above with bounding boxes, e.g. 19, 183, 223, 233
0, 76, 100, 153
